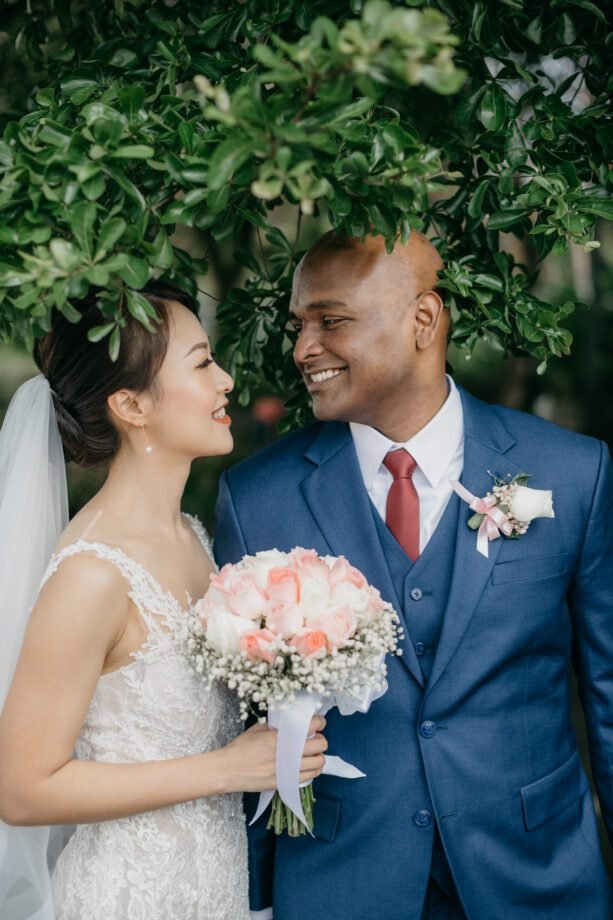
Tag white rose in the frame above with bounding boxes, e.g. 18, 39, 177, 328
248, 550, 290, 589
330, 581, 370, 614
206, 609, 257, 655
300, 577, 332, 621
508, 485, 554, 523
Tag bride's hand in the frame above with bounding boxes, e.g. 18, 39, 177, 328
219, 716, 327, 793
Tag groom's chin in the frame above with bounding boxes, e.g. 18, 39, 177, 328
310, 399, 351, 423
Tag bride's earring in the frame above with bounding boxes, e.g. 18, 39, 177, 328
139, 420, 153, 455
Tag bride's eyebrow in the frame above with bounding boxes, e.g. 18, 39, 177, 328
183, 342, 210, 358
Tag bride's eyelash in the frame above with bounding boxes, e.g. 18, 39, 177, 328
196, 352, 216, 369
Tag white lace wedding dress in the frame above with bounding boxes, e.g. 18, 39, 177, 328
41, 515, 250, 920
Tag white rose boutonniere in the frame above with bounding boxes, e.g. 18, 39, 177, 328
508, 485, 555, 523
452, 472, 555, 557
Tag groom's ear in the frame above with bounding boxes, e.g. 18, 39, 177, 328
414, 290, 446, 351
107, 389, 153, 431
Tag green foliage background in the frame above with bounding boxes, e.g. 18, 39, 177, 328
0, 0, 611, 427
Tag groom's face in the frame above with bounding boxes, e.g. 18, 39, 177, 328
290, 247, 422, 426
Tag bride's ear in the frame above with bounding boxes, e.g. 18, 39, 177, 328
107, 390, 153, 431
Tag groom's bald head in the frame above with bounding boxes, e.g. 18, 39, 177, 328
293, 230, 445, 302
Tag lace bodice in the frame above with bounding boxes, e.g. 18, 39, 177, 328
43, 515, 250, 920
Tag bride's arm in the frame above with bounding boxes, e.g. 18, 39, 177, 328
0, 554, 326, 827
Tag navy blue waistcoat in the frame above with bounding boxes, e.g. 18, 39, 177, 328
371, 491, 461, 682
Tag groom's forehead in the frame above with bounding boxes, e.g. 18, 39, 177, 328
290, 252, 392, 312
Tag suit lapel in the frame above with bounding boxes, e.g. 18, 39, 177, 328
426, 388, 524, 697
300, 423, 425, 687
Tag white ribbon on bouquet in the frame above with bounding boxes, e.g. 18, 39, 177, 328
249, 672, 388, 834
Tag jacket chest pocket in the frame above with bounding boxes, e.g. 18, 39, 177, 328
491, 552, 569, 586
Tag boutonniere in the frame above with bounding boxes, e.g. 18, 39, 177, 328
451, 473, 555, 558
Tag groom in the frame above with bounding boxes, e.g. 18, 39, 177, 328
214, 231, 613, 919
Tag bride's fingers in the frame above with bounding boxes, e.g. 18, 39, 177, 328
300, 753, 326, 773
308, 716, 326, 734
303, 734, 328, 756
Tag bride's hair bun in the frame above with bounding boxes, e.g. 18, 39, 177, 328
34, 283, 197, 468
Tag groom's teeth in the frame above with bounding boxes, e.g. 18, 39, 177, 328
310, 369, 344, 383
212, 407, 226, 419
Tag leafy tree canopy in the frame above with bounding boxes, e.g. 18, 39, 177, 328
0, 0, 611, 423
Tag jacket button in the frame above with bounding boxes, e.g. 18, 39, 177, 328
414, 809, 432, 827
415, 642, 425, 656
419, 720, 437, 738
410, 587, 424, 601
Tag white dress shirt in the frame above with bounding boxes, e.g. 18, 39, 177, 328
349, 375, 464, 552
249, 379, 463, 919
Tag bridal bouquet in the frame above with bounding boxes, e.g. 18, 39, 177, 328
184, 548, 401, 836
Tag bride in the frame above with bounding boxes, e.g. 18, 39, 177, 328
0, 284, 327, 919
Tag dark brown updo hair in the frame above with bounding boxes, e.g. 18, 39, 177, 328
34, 282, 198, 468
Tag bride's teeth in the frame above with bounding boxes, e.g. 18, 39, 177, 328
311, 368, 344, 383
212, 407, 226, 419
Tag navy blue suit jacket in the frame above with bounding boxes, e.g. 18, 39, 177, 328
215, 386, 613, 920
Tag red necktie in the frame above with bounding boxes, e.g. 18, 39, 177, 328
383, 449, 420, 561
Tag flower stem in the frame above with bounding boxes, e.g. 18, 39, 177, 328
266, 787, 316, 836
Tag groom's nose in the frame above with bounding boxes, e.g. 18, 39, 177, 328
293, 321, 324, 368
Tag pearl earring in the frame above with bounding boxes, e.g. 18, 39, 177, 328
139, 420, 153, 455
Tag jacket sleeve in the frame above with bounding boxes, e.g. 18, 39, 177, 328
214, 470, 276, 910
569, 440, 613, 845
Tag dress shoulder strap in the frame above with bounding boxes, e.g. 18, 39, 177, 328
40, 540, 156, 602
183, 512, 216, 568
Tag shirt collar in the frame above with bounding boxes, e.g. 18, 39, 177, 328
350, 375, 464, 490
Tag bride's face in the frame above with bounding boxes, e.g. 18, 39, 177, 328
146, 301, 234, 459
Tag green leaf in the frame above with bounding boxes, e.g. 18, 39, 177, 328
126, 289, 157, 330
38, 122, 72, 147
118, 258, 150, 289
578, 198, 613, 220
117, 85, 146, 119
70, 201, 96, 258
49, 239, 80, 271
88, 322, 115, 342
96, 217, 127, 257
149, 229, 174, 269
109, 325, 121, 361
479, 85, 508, 132
488, 210, 530, 231
82, 173, 106, 201
109, 145, 156, 159
467, 178, 493, 218
109, 48, 139, 68
207, 140, 254, 191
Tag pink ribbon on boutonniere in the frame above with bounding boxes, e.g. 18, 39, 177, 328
451, 480, 513, 558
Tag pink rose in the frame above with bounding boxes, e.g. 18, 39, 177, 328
309, 605, 357, 649
328, 556, 368, 590
290, 628, 328, 659
264, 602, 304, 638
240, 628, 278, 665
290, 548, 332, 583
209, 570, 267, 621
266, 567, 301, 605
